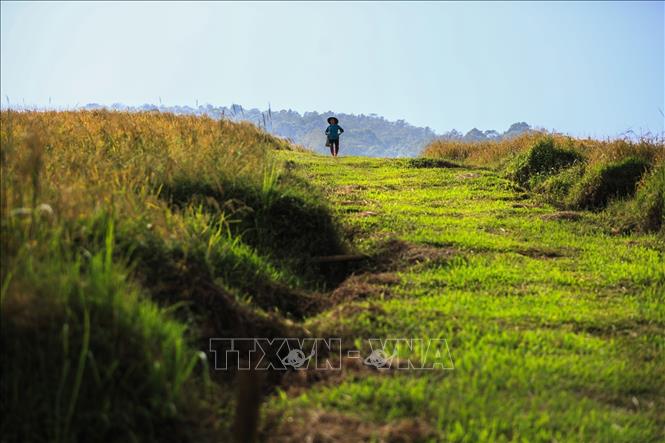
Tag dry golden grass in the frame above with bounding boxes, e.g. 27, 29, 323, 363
0, 110, 297, 227
422, 131, 664, 168
0, 111, 320, 442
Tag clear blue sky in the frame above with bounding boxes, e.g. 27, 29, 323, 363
1, 1, 663, 137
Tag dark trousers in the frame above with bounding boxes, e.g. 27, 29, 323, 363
328, 138, 339, 156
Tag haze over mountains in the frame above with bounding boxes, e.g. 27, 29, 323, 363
83, 103, 532, 157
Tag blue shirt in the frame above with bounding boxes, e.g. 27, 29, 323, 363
325, 124, 344, 140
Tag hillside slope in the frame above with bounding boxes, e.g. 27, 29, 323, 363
2, 112, 662, 442
81, 103, 533, 157
263, 151, 664, 442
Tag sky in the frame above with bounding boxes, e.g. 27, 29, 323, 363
1, 1, 663, 137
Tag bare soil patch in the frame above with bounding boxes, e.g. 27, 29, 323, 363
541, 211, 583, 221
265, 409, 436, 443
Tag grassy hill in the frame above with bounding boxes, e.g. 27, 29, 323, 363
263, 152, 663, 442
83, 104, 441, 157
1, 110, 345, 442
81, 103, 534, 158
1, 111, 663, 442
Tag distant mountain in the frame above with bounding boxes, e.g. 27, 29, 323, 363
83, 103, 532, 157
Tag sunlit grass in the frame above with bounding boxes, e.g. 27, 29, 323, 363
0, 110, 321, 442
422, 131, 664, 169
2, 111, 663, 441
422, 132, 664, 234
266, 152, 665, 442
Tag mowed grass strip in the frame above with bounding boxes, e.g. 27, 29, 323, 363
265, 152, 665, 443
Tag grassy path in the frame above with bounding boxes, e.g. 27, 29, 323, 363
263, 152, 664, 442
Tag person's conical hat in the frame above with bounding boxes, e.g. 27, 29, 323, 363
327, 116, 339, 124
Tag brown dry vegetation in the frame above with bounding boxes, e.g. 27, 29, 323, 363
2, 110, 663, 442
0, 110, 338, 442
422, 131, 664, 169
1, 110, 296, 226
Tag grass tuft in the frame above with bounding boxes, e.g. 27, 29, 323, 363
1, 217, 213, 442
506, 136, 583, 188
567, 156, 651, 210
422, 132, 664, 232
603, 163, 665, 233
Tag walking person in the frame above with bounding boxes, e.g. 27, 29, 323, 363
325, 116, 344, 157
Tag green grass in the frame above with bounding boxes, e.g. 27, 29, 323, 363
568, 156, 652, 210
422, 132, 663, 233
0, 111, 339, 442
1, 216, 217, 443
506, 136, 583, 188
263, 152, 665, 443
604, 163, 665, 233
2, 112, 663, 442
